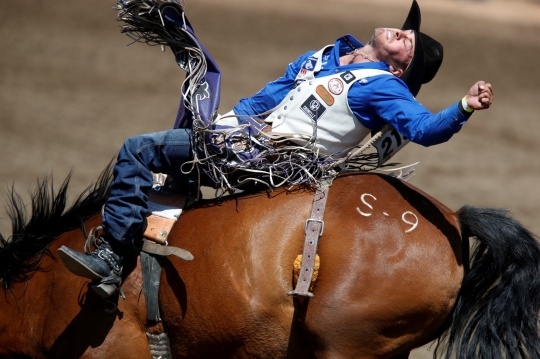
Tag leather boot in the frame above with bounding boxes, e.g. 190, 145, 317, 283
58, 227, 123, 298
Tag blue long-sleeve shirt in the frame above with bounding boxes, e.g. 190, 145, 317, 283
233, 35, 470, 147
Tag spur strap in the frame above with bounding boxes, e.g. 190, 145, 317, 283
288, 176, 334, 297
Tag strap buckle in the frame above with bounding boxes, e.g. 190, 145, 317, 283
305, 218, 324, 237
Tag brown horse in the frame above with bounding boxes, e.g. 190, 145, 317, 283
1, 166, 540, 359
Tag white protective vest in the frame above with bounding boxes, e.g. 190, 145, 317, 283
267, 46, 392, 156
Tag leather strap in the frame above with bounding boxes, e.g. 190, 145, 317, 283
140, 239, 194, 324
141, 240, 194, 261
144, 215, 177, 244
288, 176, 334, 297
141, 251, 163, 323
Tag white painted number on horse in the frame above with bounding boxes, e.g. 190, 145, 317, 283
402, 211, 419, 233
357, 194, 377, 216
357, 193, 419, 233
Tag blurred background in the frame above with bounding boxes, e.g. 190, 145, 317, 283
1, 0, 540, 356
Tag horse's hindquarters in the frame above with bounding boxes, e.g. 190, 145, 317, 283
293, 174, 464, 357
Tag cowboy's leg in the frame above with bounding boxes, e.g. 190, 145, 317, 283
104, 128, 193, 246
58, 128, 192, 297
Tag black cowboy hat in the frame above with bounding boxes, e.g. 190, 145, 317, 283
400, 0, 443, 97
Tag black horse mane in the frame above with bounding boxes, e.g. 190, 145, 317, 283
0, 162, 114, 291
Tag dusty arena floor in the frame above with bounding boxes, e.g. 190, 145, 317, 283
2, 0, 540, 357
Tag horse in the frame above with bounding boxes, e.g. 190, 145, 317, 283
1, 165, 540, 359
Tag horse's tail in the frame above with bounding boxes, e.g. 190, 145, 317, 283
440, 205, 540, 359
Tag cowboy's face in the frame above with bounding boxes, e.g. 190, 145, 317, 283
369, 28, 415, 72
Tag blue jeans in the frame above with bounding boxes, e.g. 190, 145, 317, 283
102, 128, 193, 247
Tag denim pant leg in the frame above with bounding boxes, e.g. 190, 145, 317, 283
103, 128, 192, 247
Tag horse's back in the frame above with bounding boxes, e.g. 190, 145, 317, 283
161, 173, 465, 358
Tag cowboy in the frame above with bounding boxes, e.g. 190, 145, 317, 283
58, 0, 494, 298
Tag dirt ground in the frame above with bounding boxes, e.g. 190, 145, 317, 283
1, 0, 540, 357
